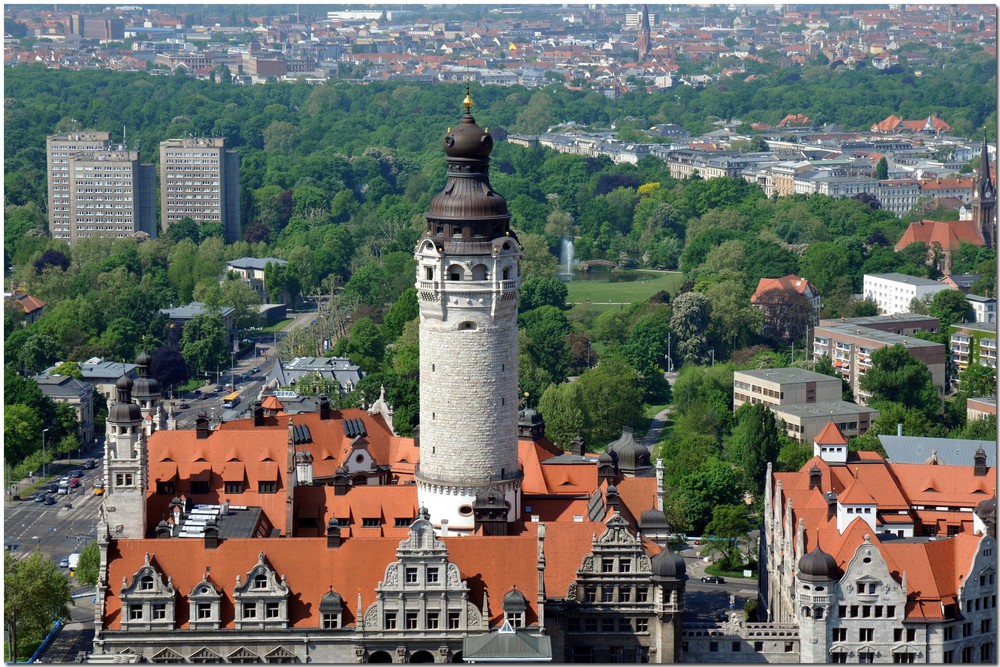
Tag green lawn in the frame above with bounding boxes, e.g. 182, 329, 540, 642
566, 271, 684, 312
259, 318, 293, 334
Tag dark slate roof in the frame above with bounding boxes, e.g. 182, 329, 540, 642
462, 621, 552, 662
226, 257, 288, 271
879, 435, 996, 468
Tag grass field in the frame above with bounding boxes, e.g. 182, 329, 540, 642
566, 271, 684, 312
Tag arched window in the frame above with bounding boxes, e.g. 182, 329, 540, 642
472, 264, 488, 280
448, 264, 465, 281
458, 321, 477, 331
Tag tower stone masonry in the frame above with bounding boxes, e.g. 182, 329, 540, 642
414, 91, 522, 533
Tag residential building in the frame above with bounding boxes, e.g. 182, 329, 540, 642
32, 373, 95, 445
4, 290, 46, 324
70, 14, 125, 41
769, 401, 879, 444
762, 426, 997, 664
862, 273, 954, 316
950, 322, 998, 383
966, 397, 997, 422
750, 274, 821, 339
267, 356, 363, 395
967, 294, 996, 324
939, 273, 980, 294
812, 322, 947, 402
43, 357, 138, 402
47, 131, 157, 242
91, 98, 689, 664
817, 314, 940, 337
224, 257, 288, 304
874, 179, 921, 217
159, 302, 237, 353
159, 138, 241, 243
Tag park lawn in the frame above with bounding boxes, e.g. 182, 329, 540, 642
566, 271, 684, 311
259, 318, 293, 334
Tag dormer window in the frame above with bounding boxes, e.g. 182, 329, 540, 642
140, 576, 154, 591
254, 574, 268, 590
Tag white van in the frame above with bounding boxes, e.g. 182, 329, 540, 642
68, 552, 80, 570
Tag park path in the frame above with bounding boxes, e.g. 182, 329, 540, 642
640, 407, 672, 449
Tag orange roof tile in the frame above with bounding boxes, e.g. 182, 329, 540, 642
895, 218, 985, 252
814, 421, 848, 446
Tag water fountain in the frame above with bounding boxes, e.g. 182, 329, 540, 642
558, 236, 575, 278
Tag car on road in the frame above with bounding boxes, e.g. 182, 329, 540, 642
60, 476, 70, 485
48, 484, 59, 494
68, 469, 82, 478
33, 493, 46, 502
251, 366, 260, 374
178, 402, 191, 409
44, 495, 56, 505
59, 558, 70, 568
69, 478, 80, 489
83, 459, 97, 470
57, 486, 68, 495
93, 482, 105, 496
701, 575, 726, 584
214, 385, 224, 392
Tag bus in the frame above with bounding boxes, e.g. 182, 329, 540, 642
222, 391, 241, 409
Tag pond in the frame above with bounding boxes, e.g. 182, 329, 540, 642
559, 267, 661, 282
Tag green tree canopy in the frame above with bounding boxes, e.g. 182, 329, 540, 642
179, 311, 229, 377
859, 344, 941, 419
5, 550, 72, 663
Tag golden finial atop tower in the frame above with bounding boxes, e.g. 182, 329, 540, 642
463, 84, 472, 112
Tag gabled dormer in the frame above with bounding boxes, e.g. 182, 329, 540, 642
188, 572, 222, 630
119, 553, 176, 631
233, 552, 290, 630
813, 421, 848, 465
837, 472, 878, 533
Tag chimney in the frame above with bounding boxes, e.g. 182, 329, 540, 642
203, 518, 219, 549
440, 519, 449, 537
319, 393, 331, 420
195, 412, 211, 439
809, 465, 822, 490
413, 424, 420, 448
897, 422, 903, 437
974, 447, 988, 477
825, 491, 837, 522
253, 400, 264, 426
326, 519, 342, 548
333, 475, 348, 496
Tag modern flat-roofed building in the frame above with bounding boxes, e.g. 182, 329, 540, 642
733, 368, 842, 409
159, 138, 241, 243
818, 313, 940, 336
863, 273, 955, 316
769, 400, 879, 443
966, 294, 997, 323
47, 131, 111, 238
950, 322, 998, 386
812, 324, 947, 402
966, 396, 997, 421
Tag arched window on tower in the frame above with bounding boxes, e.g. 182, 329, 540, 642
472, 264, 488, 280
448, 264, 465, 281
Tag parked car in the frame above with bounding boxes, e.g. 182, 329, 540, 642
701, 575, 725, 584
44, 495, 56, 505
214, 385, 225, 392
59, 558, 70, 568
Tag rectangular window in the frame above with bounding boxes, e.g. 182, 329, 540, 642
943, 626, 954, 641
362, 518, 381, 527
448, 611, 460, 630
886, 605, 895, 618
731, 641, 741, 652
602, 618, 615, 633
981, 644, 993, 662
405, 567, 418, 584
838, 605, 846, 618
426, 568, 439, 584
243, 603, 257, 619
832, 652, 847, 663
634, 617, 649, 633
602, 588, 614, 603
405, 612, 418, 629
129, 604, 143, 621
265, 602, 280, 619
426, 611, 439, 629
963, 622, 973, 637
585, 588, 596, 604
116, 473, 134, 487
893, 654, 915, 664
850, 605, 858, 618
833, 628, 847, 642
859, 628, 874, 642
943, 651, 953, 664
709, 642, 718, 653
982, 619, 991, 634
224, 481, 243, 494
894, 628, 903, 642
322, 613, 339, 629
602, 558, 614, 573
197, 603, 212, 619
384, 612, 397, 629
156, 481, 175, 495
620, 588, 631, 603
258, 481, 277, 494
584, 617, 598, 632
620, 560, 631, 573
637, 588, 648, 603
754, 642, 763, 653
152, 603, 166, 620
859, 652, 875, 664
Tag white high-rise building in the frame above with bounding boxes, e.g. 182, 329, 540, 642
414, 92, 522, 535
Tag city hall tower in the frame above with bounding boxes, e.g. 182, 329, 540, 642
414, 91, 522, 534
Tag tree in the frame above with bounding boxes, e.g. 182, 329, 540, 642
667, 457, 743, 534
574, 357, 645, 447
703, 504, 754, 568
383, 288, 418, 341
50, 361, 83, 380
519, 274, 568, 313
4, 404, 43, 465
860, 344, 940, 418
5, 550, 71, 663
519, 305, 572, 382
537, 382, 586, 450
875, 156, 889, 180
754, 287, 816, 344
927, 288, 974, 329
725, 403, 782, 496
33, 248, 70, 275
519, 233, 560, 278
958, 363, 996, 399
151, 344, 189, 393
165, 216, 200, 244
669, 291, 712, 363
218, 278, 264, 332
179, 311, 229, 377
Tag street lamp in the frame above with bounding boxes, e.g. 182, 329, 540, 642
709, 349, 715, 366
41, 428, 49, 477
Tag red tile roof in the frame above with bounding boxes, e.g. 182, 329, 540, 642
894, 218, 985, 251
814, 422, 848, 446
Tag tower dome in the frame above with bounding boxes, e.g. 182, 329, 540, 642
116, 374, 134, 392
651, 547, 686, 580
640, 508, 671, 531
798, 543, 838, 581
109, 374, 142, 422
132, 350, 161, 400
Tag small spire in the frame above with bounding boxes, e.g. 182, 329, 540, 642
463, 84, 472, 112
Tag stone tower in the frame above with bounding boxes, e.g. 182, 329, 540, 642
131, 350, 165, 435
414, 89, 522, 533
795, 538, 839, 663
103, 375, 147, 539
972, 135, 996, 249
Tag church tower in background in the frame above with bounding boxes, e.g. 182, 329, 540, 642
637, 4, 652, 62
972, 134, 996, 249
413, 90, 523, 535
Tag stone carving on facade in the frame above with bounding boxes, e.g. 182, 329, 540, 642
581, 555, 593, 573
466, 602, 483, 626
446, 563, 461, 586
384, 564, 399, 587
364, 605, 379, 630
566, 582, 578, 599
638, 556, 652, 572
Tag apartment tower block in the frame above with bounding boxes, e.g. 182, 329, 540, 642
159, 138, 241, 243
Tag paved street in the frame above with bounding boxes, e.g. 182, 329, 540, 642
679, 542, 760, 622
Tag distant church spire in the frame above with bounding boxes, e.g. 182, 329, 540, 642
973, 133, 996, 249
637, 4, 651, 63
